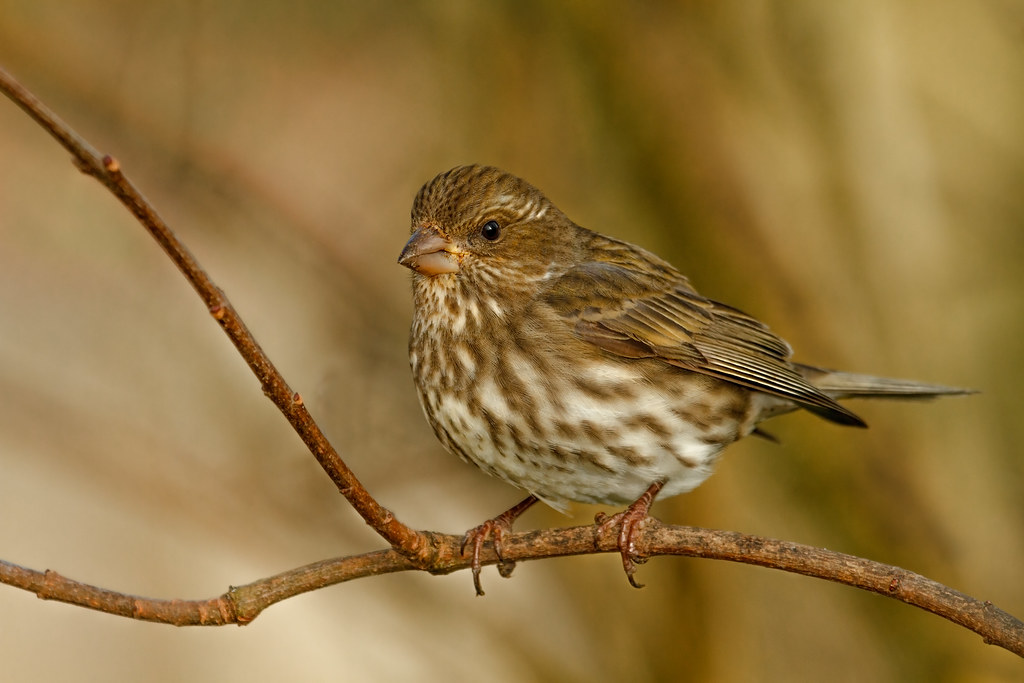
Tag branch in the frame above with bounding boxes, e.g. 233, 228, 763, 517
1, 65, 1021, 659
0, 65, 434, 566
2, 523, 1022, 656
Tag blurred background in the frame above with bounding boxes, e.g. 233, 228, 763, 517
1, 2, 1022, 681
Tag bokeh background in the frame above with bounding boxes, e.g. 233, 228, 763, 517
1, 2, 1022, 681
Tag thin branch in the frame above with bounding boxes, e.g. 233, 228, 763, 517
2, 523, 1021, 656
1, 65, 1021, 659
0, 65, 434, 565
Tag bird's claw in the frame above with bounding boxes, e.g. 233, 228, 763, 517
461, 519, 512, 596
596, 507, 650, 589
460, 495, 539, 596
595, 480, 666, 589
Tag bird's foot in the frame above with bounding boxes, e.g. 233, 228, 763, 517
595, 480, 666, 589
461, 495, 538, 596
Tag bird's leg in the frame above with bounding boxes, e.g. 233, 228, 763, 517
595, 479, 666, 589
461, 494, 539, 596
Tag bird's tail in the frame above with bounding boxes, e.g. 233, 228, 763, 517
751, 364, 973, 429
798, 363, 975, 401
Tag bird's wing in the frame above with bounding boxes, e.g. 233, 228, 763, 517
542, 256, 865, 426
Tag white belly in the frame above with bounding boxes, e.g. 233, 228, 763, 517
418, 356, 753, 507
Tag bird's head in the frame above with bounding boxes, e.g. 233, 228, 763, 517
399, 165, 580, 289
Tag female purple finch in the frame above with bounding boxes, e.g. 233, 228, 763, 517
399, 164, 967, 594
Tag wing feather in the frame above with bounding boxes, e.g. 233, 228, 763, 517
543, 241, 865, 426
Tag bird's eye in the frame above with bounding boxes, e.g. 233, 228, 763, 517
480, 220, 501, 241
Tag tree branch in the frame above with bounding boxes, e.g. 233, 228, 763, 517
0, 65, 433, 566
1, 64, 1020, 659
2, 523, 1022, 656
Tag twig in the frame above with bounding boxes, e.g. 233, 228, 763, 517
0, 65, 433, 566
2, 523, 1021, 657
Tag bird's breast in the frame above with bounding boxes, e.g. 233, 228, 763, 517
409, 285, 758, 505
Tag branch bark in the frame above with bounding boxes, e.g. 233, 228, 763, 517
1, 64, 1020, 659
0, 65, 433, 567
2, 523, 1021, 656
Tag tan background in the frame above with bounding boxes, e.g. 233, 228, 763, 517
1, 2, 1022, 681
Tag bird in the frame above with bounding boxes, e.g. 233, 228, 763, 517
398, 164, 970, 595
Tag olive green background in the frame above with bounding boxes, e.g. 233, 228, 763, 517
1, 3, 1021, 681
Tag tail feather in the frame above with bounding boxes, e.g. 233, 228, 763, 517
797, 364, 976, 401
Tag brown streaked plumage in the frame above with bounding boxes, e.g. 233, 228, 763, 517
399, 164, 970, 594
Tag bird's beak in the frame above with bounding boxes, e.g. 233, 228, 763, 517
398, 226, 461, 276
